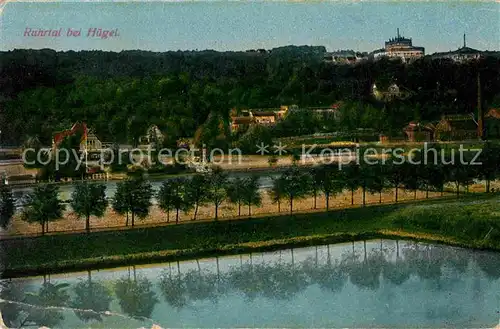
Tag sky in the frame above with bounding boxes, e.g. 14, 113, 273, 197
1, 0, 499, 54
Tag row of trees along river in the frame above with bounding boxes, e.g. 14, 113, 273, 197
1, 142, 500, 235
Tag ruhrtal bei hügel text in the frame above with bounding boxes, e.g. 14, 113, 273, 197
24, 27, 119, 39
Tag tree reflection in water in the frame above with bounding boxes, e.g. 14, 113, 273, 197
114, 266, 159, 320
404, 242, 444, 281
183, 259, 220, 303
23, 281, 70, 328
475, 251, 500, 280
347, 241, 386, 290
0, 279, 28, 328
71, 270, 113, 323
383, 241, 411, 286
2, 240, 500, 328
302, 245, 346, 293
264, 257, 308, 300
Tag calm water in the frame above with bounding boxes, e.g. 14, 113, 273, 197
1, 240, 500, 328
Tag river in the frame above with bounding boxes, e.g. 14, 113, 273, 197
10, 171, 278, 205
1, 240, 499, 328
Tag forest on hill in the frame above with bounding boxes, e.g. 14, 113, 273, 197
0, 47, 499, 147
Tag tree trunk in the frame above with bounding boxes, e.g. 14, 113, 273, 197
214, 204, 218, 221
290, 197, 293, 215
313, 191, 317, 209
351, 188, 354, 205
278, 200, 281, 213
379, 191, 382, 203
362, 187, 366, 206
326, 192, 330, 210
126, 212, 129, 227
176, 208, 180, 224
167, 210, 170, 223
238, 201, 241, 217
486, 179, 491, 193
41, 221, 45, 235
248, 204, 251, 217
426, 184, 429, 199
456, 184, 460, 198
86, 215, 90, 233
315, 246, 318, 267
193, 203, 199, 220
216, 256, 220, 281
131, 212, 135, 227
395, 187, 398, 202
46, 221, 49, 234
414, 189, 417, 200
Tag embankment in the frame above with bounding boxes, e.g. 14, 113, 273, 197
2, 194, 500, 278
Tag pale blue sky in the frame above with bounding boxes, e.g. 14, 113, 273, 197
1, 1, 499, 53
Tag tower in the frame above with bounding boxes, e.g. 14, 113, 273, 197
463, 33, 466, 48
397, 28, 400, 39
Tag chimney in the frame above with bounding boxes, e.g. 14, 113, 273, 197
478, 71, 484, 140
463, 33, 466, 48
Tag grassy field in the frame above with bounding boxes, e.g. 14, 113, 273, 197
2, 193, 500, 278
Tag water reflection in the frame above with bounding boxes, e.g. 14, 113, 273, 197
1, 240, 500, 328
72, 271, 113, 322
114, 270, 158, 320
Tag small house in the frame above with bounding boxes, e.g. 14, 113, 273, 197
252, 111, 276, 125
403, 121, 435, 142
4, 174, 36, 186
275, 105, 292, 120
434, 115, 478, 141
139, 125, 164, 147
230, 116, 254, 133
82, 130, 102, 152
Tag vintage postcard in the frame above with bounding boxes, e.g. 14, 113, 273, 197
0, 0, 499, 328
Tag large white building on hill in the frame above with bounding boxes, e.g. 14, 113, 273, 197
373, 29, 425, 62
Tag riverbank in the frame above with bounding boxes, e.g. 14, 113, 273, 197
2, 193, 500, 278
2, 156, 295, 189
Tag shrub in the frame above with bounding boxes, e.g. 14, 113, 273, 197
147, 163, 190, 175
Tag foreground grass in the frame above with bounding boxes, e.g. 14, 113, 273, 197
2, 194, 500, 278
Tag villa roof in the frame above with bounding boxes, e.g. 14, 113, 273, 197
232, 117, 254, 125
252, 111, 276, 117
249, 108, 280, 112
404, 121, 434, 132
436, 116, 477, 131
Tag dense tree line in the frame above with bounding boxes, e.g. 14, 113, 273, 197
1, 48, 499, 146
3, 142, 500, 234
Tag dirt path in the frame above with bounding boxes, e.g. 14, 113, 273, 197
4, 188, 451, 237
